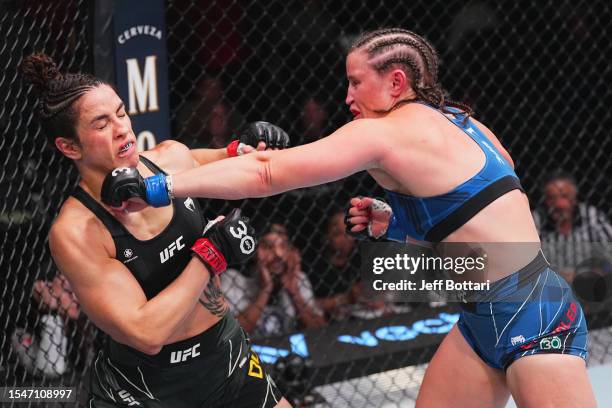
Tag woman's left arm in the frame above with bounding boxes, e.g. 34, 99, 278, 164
190, 147, 229, 166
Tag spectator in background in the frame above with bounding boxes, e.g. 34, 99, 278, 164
311, 211, 359, 318
310, 211, 381, 320
176, 76, 245, 148
447, 1, 499, 52
271, 0, 342, 80
222, 223, 326, 337
32, 275, 80, 320
297, 94, 332, 145
533, 172, 612, 283
11, 275, 81, 378
204, 101, 244, 148
169, 0, 247, 72
283, 94, 348, 199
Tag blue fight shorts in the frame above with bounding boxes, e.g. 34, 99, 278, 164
457, 251, 588, 371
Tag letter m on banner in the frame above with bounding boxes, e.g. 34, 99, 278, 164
127, 56, 159, 114
107, 0, 171, 146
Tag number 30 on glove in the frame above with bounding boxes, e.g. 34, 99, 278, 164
191, 209, 257, 275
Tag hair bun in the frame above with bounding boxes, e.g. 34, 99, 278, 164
21, 54, 63, 92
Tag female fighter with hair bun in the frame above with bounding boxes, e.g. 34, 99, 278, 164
22, 53, 291, 407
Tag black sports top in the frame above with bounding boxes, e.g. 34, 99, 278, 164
72, 156, 205, 299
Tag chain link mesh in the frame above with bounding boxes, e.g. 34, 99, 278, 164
1, 1, 97, 406
1, 1, 611, 407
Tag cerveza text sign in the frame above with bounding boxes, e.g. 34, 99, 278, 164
114, 0, 171, 150
117, 25, 163, 44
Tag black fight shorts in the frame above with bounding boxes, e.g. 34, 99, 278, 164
88, 314, 283, 407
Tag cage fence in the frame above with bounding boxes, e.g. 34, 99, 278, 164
1, 0, 611, 407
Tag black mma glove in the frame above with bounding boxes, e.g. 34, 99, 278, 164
227, 121, 290, 157
101, 167, 171, 208
191, 208, 257, 275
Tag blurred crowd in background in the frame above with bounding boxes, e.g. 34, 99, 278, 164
1, 1, 610, 403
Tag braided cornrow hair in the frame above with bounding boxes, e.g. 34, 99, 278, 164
21, 54, 107, 144
350, 28, 472, 119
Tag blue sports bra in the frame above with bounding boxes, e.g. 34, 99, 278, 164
384, 105, 523, 242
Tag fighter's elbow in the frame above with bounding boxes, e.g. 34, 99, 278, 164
126, 333, 164, 355
254, 152, 274, 196
129, 340, 162, 356
140, 344, 163, 356
109, 321, 164, 355
258, 162, 273, 193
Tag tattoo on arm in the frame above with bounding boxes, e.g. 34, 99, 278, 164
199, 280, 228, 317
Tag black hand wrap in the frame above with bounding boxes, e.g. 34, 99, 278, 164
238, 121, 290, 149
344, 197, 391, 241
344, 196, 370, 241
191, 209, 257, 275
101, 167, 147, 207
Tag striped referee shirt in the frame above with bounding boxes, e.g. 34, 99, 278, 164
533, 203, 612, 271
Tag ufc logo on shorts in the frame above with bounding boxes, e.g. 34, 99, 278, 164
229, 221, 255, 255
160, 236, 185, 263
118, 390, 141, 406
170, 343, 201, 364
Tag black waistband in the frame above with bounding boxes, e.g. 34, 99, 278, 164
426, 176, 524, 242
460, 250, 550, 311
108, 314, 242, 367
512, 250, 549, 280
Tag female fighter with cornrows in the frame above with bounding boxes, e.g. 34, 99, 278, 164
105, 28, 595, 407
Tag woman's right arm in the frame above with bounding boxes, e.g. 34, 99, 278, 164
170, 118, 395, 200
49, 220, 211, 355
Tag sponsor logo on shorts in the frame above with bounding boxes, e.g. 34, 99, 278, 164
160, 236, 185, 264
184, 197, 195, 212
170, 343, 200, 364
551, 302, 578, 335
539, 336, 562, 350
247, 352, 264, 379
511, 335, 526, 346
118, 389, 141, 406
520, 302, 577, 351
122, 248, 138, 264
